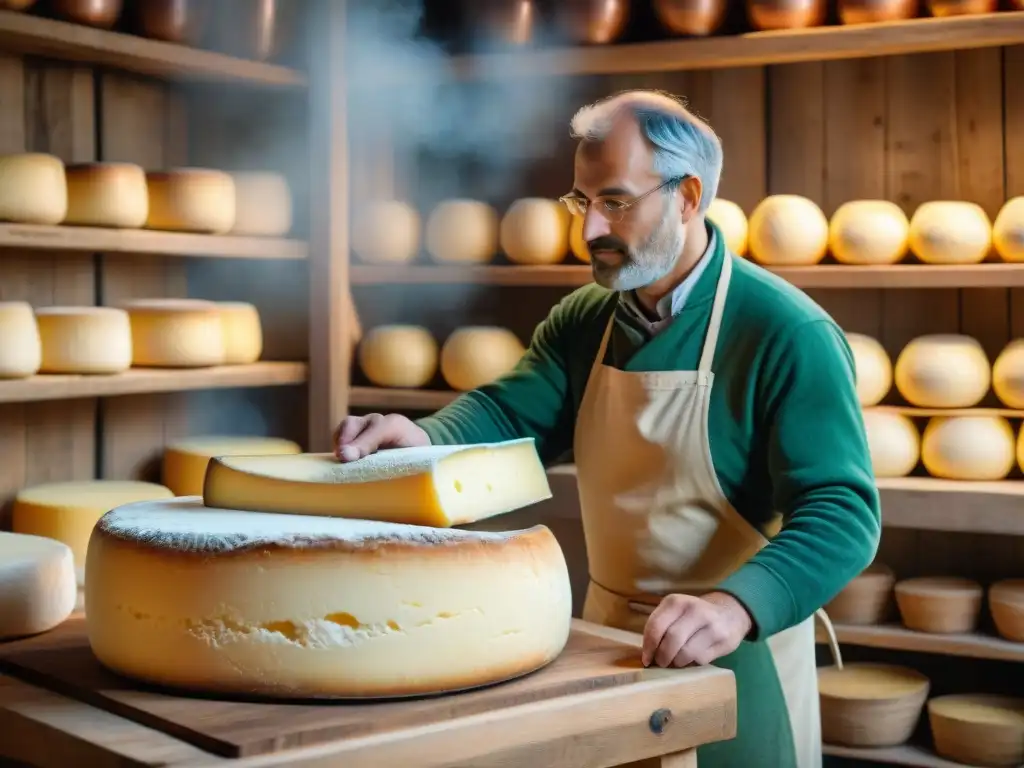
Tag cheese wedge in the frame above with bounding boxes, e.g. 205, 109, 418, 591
203, 438, 552, 526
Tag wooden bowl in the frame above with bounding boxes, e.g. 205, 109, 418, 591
747, 0, 826, 29
989, 579, 1024, 642
894, 576, 983, 634
837, 0, 919, 23
50, 0, 123, 28
134, 0, 208, 45
551, 0, 630, 45
652, 0, 729, 36
825, 562, 895, 626
818, 663, 930, 747
462, 0, 541, 47
927, 0, 996, 14
928, 694, 1024, 767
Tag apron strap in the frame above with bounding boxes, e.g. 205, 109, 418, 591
590, 312, 615, 380
698, 252, 733, 373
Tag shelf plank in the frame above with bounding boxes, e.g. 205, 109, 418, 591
816, 623, 1024, 663
0, 224, 307, 260
876, 477, 1024, 535
0, 10, 305, 88
822, 743, 964, 768
870, 405, 1024, 418
349, 386, 457, 411
350, 264, 592, 287
0, 362, 307, 404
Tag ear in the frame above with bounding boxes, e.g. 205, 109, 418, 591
679, 177, 703, 222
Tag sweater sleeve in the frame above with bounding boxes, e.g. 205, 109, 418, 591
715, 319, 881, 640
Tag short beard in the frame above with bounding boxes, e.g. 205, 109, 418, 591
591, 203, 685, 293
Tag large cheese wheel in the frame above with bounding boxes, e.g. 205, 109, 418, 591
229, 171, 292, 237
0, 532, 77, 641
351, 200, 421, 264
217, 301, 263, 365
828, 200, 909, 265
84, 496, 572, 698
846, 333, 892, 406
862, 410, 920, 478
162, 435, 302, 496
64, 162, 148, 228
921, 415, 1016, 481
425, 199, 498, 264
747, 194, 829, 266
706, 198, 748, 257
908, 201, 992, 265
569, 214, 590, 263
122, 298, 225, 368
818, 663, 930, 748
145, 168, 236, 235
12, 480, 173, 586
928, 694, 1024, 768
441, 326, 525, 391
35, 306, 132, 374
358, 325, 438, 388
992, 339, 1024, 409
894, 334, 990, 408
993, 197, 1024, 262
0, 152, 67, 225
0, 301, 41, 378
499, 197, 570, 265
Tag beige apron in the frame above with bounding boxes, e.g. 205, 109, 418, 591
575, 254, 835, 768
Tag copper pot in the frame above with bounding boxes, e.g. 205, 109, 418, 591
747, 0, 825, 29
464, 0, 539, 47
927, 0, 995, 14
212, 0, 294, 62
50, 0, 123, 28
134, 0, 208, 44
0, 0, 38, 11
552, 0, 630, 45
653, 0, 728, 36
838, 0, 918, 22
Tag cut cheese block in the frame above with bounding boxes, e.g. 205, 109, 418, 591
894, 334, 990, 408
499, 197, 571, 265
747, 194, 829, 266
0, 532, 77, 640
569, 214, 590, 263
163, 435, 302, 496
928, 694, 1024, 768
358, 325, 438, 388
908, 201, 992, 264
862, 409, 919, 478
217, 301, 263, 365
145, 168, 235, 234
818, 663, 930, 748
0, 152, 67, 225
12, 480, 173, 586
64, 162, 148, 228
828, 200, 909, 265
846, 332, 892, 406
441, 326, 525, 391
425, 199, 498, 264
0, 301, 41, 378
921, 415, 1015, 481
993, 196, 1024, 262
992, 339, 1024, 409
84, 496, 572, 698
35, 306, 132, 374
229, 171, 292, 237
203, 438, 552, 526
706, 198, 748, 257
351, 200, 421, 264
122, 298, 225, 367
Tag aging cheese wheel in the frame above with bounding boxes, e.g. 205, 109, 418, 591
0, 301, 41, 378
145, 168, 236, 235
921, 416, 1015, 481
569, 214, 590, 262
862, 410, 919, 478
425, 199, 499, 264
0, 532, 77, 641
846, 332, 892, 406
989, 579, 1024, 643
908, 201, 992, 265
358, 325, 438, 388
993, 197, 1024, 262
217, 301, 263, 365
12, 480, 173, 586
894, 334, 990, 408
85, 497, 572, 698
229, 172, 292, 237
441, 326, 525, 391
35, 306, 132, 374
122, 298, 225, 368
706, 198, 748, 257
819, 663, 930, 700
64, 162, 148, 228
928, 694, 1024, 768
992, 339, 1024, 409
163, 435, 302, 496
747, 194, 829, 266
499, 197, 570, 265
351, 200, 421, 264
895, 577, 984, 635
828, 200, 910, 265
818, 663, 930, 748
0, 152, 67, 225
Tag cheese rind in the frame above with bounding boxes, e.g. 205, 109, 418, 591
829, 200, 909, 265
217, 301, 263, 365
0, 531, 77, 640
163, 435, 302, 496
0, 152, 67, 225
229, 171, 292, 237
203, 438, 553, 526
706, 198, 748, 257
499, 197, 571, 265
909, 201, 992, 265
440, 326, 525, 391
862, 409, 920, 478
85, 497, 573, 698
992, 339, 1024, 409
846, 332, 892, 406
569, 214, 590, 262
358, 325, 438, 388
425, 199, 498, 264
145, 168, 235, 235
748, 194, 829, 266
351, 200, 421, 264
122, 298, 225, 368
0, 301, 42, 378
921, 415, 1016, 481
993, 197, 1024, 262
64, 162, 148, 228
35, 306, 132, 374
894, 334, 991, 408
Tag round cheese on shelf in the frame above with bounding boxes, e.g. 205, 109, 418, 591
817, 663, 930, 748
35, 306, 132, 374
828, 200, 910, 265
228, 171, 292, 237
0, 532, 77, 641
862, 410, 920, 478
122, 298, 225, 368
921, 415, 1016, 481
569, 214, 591, 263
992, 339, 1024, 409
441, 326, 525, 391
358, 325, 438, 388
145, 168, 236, 235
351, 200, 421, 264
217, 301, 262, 365
0, 152, 67, 225
928, 694, 1024, 768
893, 334, 991, 408
84, 497, 573, 698
162, 435, 302, 497
64, 162, 148, 229
499, 197, 571, 265
0, 301, 41, 378
846, 332, 892, 406
993, 197, 1024, 262
12, 480, 173, 586
747, 194, 829, 266
425, 199, 499, 264
908, 201, 992, 265
706, 198, 748, 257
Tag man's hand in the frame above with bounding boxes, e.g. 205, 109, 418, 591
641, 592, 753, 668
333, 413, 431, 462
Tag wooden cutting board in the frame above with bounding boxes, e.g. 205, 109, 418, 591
0, 620, 646, 759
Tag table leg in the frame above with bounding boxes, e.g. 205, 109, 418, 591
660, 749, 697, 768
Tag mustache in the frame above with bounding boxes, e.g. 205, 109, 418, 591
587, 236, 628, 254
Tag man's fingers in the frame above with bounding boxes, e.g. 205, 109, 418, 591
670, 625, 721, 668
653, 610, 707, 668
641, 594, 695, 666
336, 414, 386, 461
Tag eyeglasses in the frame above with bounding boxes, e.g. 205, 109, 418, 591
559, 177, 684, 223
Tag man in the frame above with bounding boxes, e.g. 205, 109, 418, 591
334, 90, 880, 768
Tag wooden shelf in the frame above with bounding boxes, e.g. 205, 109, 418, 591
876, 477, 1024, 536
871, 405, 1024, 418
0, 10, 305, 88
349, 386, 457, 411
0, 224, 307, 260
0, 362, 307, 403
816, 623, 1024, 664
822, 743, 963, 768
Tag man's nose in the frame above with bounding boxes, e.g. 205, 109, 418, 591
582, 208, 611, 242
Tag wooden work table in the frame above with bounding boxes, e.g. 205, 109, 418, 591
0, 615, 736, 768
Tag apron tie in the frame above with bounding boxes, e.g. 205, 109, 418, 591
814, 608, 843, 670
